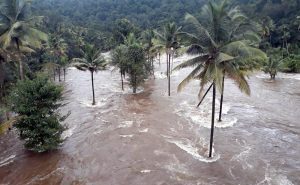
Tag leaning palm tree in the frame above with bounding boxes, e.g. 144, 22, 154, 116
154, 22, 182, 96
0, 0, 48, 80
174, 0, 267, 158
72, 44, 107, 105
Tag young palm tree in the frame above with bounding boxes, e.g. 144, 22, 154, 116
174, 0, 267, 158
0, 0, 47, 80
72, 44, 107, 105
263, 48, 283, 80
154, 22, 182, 96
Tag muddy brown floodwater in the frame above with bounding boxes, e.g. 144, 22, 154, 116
0, 54, 300, 185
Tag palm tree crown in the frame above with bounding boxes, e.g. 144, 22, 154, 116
73, 44, 106, 73
0, 0, 47, 52
175, 0, 267, 96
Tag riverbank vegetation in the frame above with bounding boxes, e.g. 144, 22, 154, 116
0, 0, 299, 153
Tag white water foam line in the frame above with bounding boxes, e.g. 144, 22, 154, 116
118, 121, 134, 128
175, 100, 237, 129
139, 128, 149, 133
140, 170, 152, 173
0, 155, 16, 167
166, 138, 220, 163
119, 135, 134, 138
256, 73, 300, 81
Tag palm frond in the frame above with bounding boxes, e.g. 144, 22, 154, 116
173, 55, 209, 71
178, 64, 203, 92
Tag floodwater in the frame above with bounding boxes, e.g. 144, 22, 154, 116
0, 55, 300, 185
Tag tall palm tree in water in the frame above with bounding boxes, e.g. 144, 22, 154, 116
72, 44, 107, 105
154, 22, 182, 96
175, 0, 267, 157
0, 0, 48, 80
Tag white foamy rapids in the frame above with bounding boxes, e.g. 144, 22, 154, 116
118, 121, 133, 128
166, 138, 220, 163
62, 125, 77, 140
79, 98, 109, 108
0, 155, 16, 167
257, 166, 294, 185
175, 100, 237, 128
108, 84, 144, 94
119, 135, 134, 138
256, 73, 300, 81
140, 170, 151, 173
139, 128, 149, 133
154, 71, 167, 79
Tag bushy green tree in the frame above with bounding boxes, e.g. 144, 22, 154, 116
9, 76, 66, 152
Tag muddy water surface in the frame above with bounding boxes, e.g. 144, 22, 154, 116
0, 55, 300, 185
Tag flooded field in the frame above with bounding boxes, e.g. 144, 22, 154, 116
0, 55, 300, 185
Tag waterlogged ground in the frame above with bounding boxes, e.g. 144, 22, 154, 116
0, 55, 300, 185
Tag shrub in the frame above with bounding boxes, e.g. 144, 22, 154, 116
9, 76, 67, 152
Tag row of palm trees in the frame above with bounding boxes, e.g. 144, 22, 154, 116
0, 0, 268, 158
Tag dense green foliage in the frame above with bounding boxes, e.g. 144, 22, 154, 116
9, 76, 66, 152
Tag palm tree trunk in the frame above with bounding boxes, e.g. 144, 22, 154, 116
197, 83, 213, 107
209, 82, 216, 158
168, 54, 171, 96
15, 39, 24, 81
91, 71, 96, 105
63, 68, 66, 81
166, 52, 169, 77
133, 74, 137, 93
53, 69, 56, 81
58, 68, 61, 82
159, 53, 161, 66
121, 71, 124, 91
218, 73, 225, 122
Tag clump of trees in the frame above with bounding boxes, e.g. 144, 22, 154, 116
9, 76, 67, 152
112, 33, 149, 93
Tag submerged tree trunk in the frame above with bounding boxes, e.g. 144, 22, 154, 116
121, 71, 124, 91
218, 73, 225, 122
91, 71, 96, 105
168, 54, 171, 96
53, 69, 56, 81
58, 68, 61, 82
63, 68, 66, 81
133, 74, 137, 94
209, 82, 216, 158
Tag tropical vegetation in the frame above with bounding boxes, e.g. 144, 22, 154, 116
0, 0, 299, 156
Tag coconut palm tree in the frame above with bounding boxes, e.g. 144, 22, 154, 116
141, 29, 156, 76
154, 22, 182, 96
174, 0, 267, 158
0, 0, 47, 80
111, 45, 128, 91
72, 44, 107, 105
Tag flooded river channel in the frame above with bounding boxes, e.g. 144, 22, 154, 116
0, 55, 300, 185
